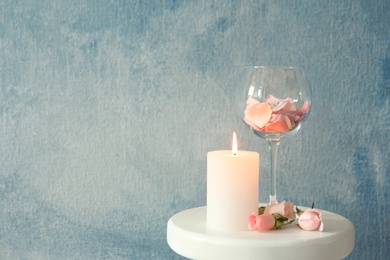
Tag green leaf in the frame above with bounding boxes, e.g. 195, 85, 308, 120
272, 213, 288, 223
274, 219, 284, 229
271, 214, 292, 229
258, 206, 266, 215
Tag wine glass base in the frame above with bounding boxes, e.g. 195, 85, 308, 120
269, 195, 278, 205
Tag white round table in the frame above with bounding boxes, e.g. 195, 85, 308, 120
167, 206, 355, 260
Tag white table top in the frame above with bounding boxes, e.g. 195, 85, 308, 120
167, 206, 355, 260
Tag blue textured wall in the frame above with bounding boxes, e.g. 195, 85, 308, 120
1, 0, 389, 259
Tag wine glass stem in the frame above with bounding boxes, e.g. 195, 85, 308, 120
267, 139, 280, 204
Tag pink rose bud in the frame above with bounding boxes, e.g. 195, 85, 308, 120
248, 213, 276, 231
257, 214, 276, 231
298, 209, 324, 231
248, 213, 259, 230
264, 201, 296, 220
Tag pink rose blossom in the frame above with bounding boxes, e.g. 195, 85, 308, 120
248, 213, 259, 230
248, 213, 275, 231
298, 209, 324, 231
243, 95, 310, 133
264, 201, 296, 220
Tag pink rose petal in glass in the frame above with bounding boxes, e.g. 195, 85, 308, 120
268, 114, 279, 124
265, 95, 282, 107
243, 117, 262, 132
265, 95, 293, 109
300, 102, 311, 114
272, 98, 296, 112
244, 102, 272, 128
279, 110, 305, 122
264, 122, 289, 133
246, 97, 260, 106
264, 119, 290, 133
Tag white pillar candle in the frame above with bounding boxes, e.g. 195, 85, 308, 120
207, 134, 259, 232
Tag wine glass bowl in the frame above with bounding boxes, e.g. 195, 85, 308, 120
239, 66, 312, 204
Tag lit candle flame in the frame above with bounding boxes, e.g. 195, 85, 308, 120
232, 132, 238, 155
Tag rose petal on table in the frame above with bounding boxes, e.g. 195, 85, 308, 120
244, 102, 272, 128
319, 220, 324, 232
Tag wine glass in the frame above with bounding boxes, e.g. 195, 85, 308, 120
238, 66, 312, 204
